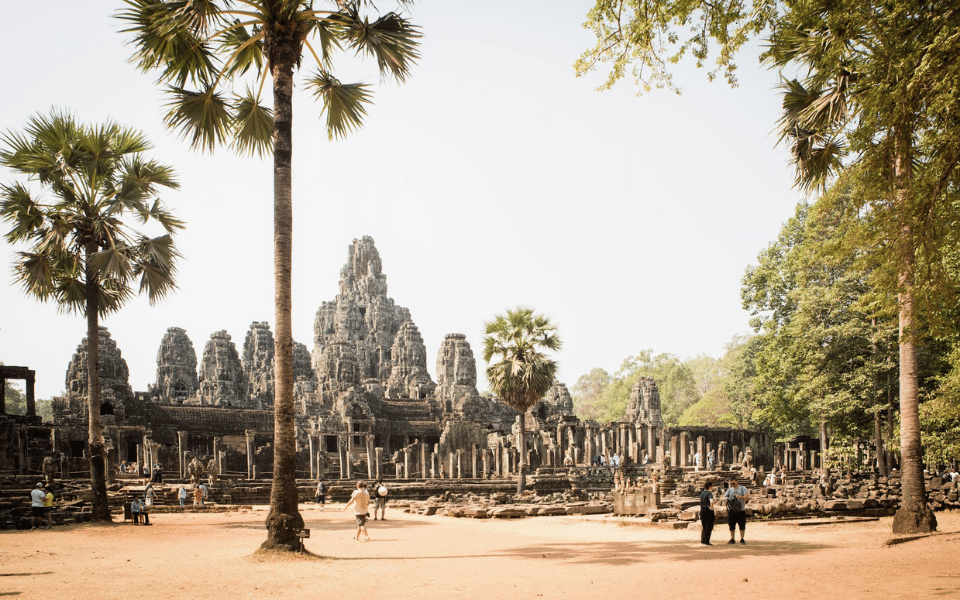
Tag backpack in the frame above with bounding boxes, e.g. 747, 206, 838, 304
726, 488, 744, 512
317, 483, 326, 494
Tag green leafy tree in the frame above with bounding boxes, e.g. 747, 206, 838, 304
571, 367, 612, 421
575, 0, 778, 92
119, 0, 420, 550
0, 110, 182, 522
483, 307, 561, 496
766, 0, 960, 533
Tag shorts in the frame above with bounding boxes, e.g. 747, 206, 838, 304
32, 506, 45, 518
316, 495, 325, 503
355, 513, 368, 527
375, 497, 386, 510
728, 510, 747, 530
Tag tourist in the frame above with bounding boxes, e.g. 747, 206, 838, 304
199, 483, 208, 505
43, 485, 54, 529
563, 453, 574, 467
30, 483, 46, 530
193, 485, 203, 508
142, 483, 154, 525
130, 497, 143, 525
699, 480, 716, 545
724, 477, 749, 544
694, 451, 702, 472
343, 481, 371, 541
373, 478, 388, 520
153, 463, 163, 483
315, 479, 326, 510
439, 464, 446, 478
178, 485, 187, 507
707, 449, 716, 471
641, 450, 649, 465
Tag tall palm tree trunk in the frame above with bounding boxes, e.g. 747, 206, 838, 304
517, 411, 527, 496
891, 131, 936, 534
85, 242, 111, 522
262, 51, 304, 551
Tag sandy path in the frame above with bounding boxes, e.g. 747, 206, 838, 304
2, 505, 958, 599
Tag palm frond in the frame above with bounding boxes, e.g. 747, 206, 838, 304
91, 247, 134, 283
232, 89, 274, 156
118, 0, 219, 87
163, 86, 233, 152
0, 183, 46, 243
341, 8, 421, 82
306, 70, 372, 140
219, 20, 265, 77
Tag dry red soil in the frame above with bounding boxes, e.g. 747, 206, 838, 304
2, 505, 959, 599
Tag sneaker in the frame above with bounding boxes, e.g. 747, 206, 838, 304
727, 539, 736, 545
740, 539, 745, 544
702, 542, 713, 546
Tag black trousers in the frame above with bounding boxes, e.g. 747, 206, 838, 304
701, 510, 715, 544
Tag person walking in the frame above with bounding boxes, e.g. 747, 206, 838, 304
178, 485, 188, 507
343, 481, 371, 541
724, 476, 749, 544
699, 480, 716, 545
315, 479, 326, 510
707, 449, 716, 471
694, 451, 702, 472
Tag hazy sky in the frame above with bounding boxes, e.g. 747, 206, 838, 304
0, 1, 801, 401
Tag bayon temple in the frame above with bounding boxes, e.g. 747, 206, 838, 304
4, 237, 772, 482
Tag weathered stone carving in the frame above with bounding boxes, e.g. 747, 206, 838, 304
624, 376, 664, 427
64, 326, 133, 408
198, 330, 243, 406
154, 327, 199, 402
242, 322, 274, 406
435, 333, 479, 411
386, 322, 435, 400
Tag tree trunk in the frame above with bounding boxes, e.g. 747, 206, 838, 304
874, 408, 887, 477
871, 323, 886, 477
85, 243, 111, 522
891, 130, 936, 534
516, 411, 526, 496
261, 50, 303, 551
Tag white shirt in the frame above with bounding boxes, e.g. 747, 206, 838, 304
31, 489, 46, 507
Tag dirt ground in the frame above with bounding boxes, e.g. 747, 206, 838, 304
2, 504, 959, 600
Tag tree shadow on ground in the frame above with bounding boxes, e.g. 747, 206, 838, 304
320, 538, 828, 564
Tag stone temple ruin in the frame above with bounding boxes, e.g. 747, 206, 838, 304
8, 237, 772, 489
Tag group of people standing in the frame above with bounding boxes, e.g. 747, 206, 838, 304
29, 482, 54, 529
698, 477, 749, 546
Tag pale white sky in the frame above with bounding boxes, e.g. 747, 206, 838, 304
0, 1, 800, 401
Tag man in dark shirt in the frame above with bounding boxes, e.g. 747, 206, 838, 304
699, 480, 716, 546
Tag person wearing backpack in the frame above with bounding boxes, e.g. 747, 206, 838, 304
699, 480, 717, 545
724, 476, 749, 544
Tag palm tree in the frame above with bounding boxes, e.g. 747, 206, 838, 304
768, 1, 960, 533
118, 0, 420, 550
0, 110, 182, 522
483, 307, 562, 496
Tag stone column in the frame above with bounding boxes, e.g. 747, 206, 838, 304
245, 430, 255, 480
670, 435, 679, 467
646, 426, 655, 460
338, 436, 347, 479
471, 445, 479, 479
811, 450, 818, 470
308, 435, 316, 480
18, 426, 28, 475
177, 430, 187, 478
783, 445, 790, 470
375, 448, 383, 480
495, 441, 503, 476
419, 442, 428, 479
25, 370, 36, 416
453, 450, 461, 479
345, 417, 354, 452
345, 447, 354, 479
482, 449, 490, 479
502, 446, 511, 475
403, 447, 412, 480
679, 432, 689, 467
213, 437, 222, 477
448, 452, 456, 479
366, 435, 376, 478
136, 444, 143, 476
584, 426, 595, 465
